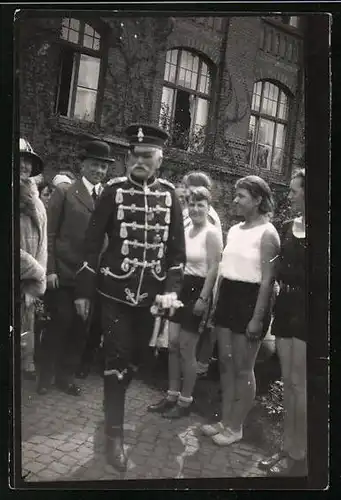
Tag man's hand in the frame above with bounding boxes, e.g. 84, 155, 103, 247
47, 273, 59, 289
193, 298, 207, 316
74, 298, 91, 321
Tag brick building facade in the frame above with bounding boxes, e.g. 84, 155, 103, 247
18, 13, 305, 232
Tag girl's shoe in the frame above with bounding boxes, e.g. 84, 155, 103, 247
268, 456, 308, 477
212, 427, 243, 446
258, 450, 287, 471
201, 421, 225, 437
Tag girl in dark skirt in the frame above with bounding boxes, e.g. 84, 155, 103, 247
148, 187, 222, 418
259, 169, 307, 477
201, 175, 280, 446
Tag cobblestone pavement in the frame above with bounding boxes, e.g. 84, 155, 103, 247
21, 374, 268, 482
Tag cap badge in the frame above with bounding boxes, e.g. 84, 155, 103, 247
137, 127, 144, 142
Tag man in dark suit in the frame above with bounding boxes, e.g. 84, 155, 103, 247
74, 124, 186, 471
37, 140, 114, 396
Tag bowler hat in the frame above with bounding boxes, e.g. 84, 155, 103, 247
79, 140, 115, 163
19, 138, 44, 177
125, 123, 169, 149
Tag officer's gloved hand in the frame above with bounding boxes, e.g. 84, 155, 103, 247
154, 293, 183, 317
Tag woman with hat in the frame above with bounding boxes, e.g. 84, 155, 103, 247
37, 139, 114, 396
19, 138, 47, 379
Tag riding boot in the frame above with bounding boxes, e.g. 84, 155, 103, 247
104, 373, 129, 472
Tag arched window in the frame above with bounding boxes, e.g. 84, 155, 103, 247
55, 18, 104, 122
246, 80, 290, 172
159, 48, 212, 152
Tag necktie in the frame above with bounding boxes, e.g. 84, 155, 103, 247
92, 187, 98, 202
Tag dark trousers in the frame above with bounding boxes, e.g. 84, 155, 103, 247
39, 287, 87, 385
78, 293, 103, 373
101, 298, 154, 437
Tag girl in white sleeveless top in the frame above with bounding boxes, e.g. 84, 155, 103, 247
147, 187, 222, 419
201, 175, 280, 446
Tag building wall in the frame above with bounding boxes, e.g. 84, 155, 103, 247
18, 14, 305, 231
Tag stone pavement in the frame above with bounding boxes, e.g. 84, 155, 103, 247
21, 374, 268, 482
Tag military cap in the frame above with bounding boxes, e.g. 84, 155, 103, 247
124, 123, 169, 149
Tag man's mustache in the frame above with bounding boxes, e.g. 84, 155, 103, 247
131, 163, 148, 170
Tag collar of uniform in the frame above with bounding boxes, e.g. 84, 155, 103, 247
128, 173, 158, 189
82, 176, 101, 197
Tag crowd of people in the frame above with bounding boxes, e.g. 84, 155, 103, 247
19, 123, 307, 477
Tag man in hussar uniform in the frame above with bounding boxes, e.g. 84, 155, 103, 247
74, 124, 186, 471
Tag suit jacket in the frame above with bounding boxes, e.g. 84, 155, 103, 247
47, 179, 104, 287
75, 174, 186, 307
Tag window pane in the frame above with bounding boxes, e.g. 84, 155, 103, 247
256, 118, 275, 169
194, 97, 209, 127
180, 50, 190, 70
68, 29, 79, 44
185, 70, 192, 89
252, 83, 261, 112
278, 91, 288, 120
83, 34, 94, 49
74, 88, 97, 121
178, 67, 185, 87
171, 49, 178, 64
77, 54, 100, 89
269, 83, 279, 102
70, 18, 80, 31
93, 38, 100, 51
199, 74, 208, 94
159, 86, 174, 130
84, 23, 94, 36
62, 18, 70, 27
191, 72, 197, 90
272, 149, 284, 171
275, 123, 286, 148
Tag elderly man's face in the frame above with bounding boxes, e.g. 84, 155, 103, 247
20, 157, 33, 180
81, 158, 108, 185
126, 146, 162, 181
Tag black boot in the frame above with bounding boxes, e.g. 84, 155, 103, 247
104, 372, 130, 472
105, 431, 127, 472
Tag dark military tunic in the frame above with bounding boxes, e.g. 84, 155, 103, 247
75, 174, 186, 307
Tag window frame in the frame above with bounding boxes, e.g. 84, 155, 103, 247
55, 17, 106, 124
160, 48, 212, 152
247, 80, 291, 173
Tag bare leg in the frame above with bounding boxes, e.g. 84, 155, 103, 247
216, 327, 234, 426
179, 329, 200, 398
228, 333, 261, 432
289, 337, 307, 461
167, 322, 182, 394
197, 327, 217, 367
276, 337, 295, 454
